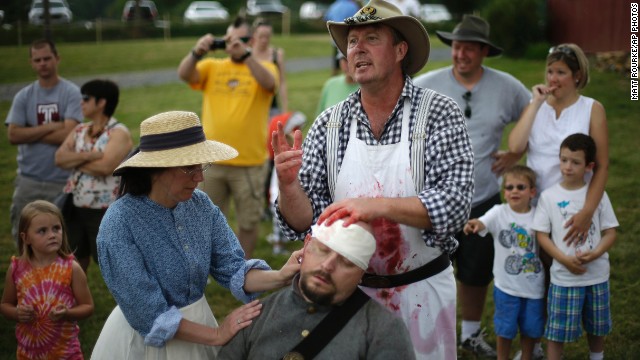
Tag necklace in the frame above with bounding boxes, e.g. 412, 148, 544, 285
88, 122, 106, 140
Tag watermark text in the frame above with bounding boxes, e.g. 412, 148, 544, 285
631, 3, 638, 100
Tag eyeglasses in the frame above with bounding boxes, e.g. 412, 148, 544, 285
548, 45, 576, 58
179, 163, 212, 176
462, 91, 472, 118
81, 94, 92, 102
504, 184, 528, 191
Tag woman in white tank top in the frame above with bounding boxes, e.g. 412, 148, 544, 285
507, 43, 609, 245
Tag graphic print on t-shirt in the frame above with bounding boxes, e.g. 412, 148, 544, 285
555, 199, 595, 255
499, 223, 543, 276
37, 103, 61, 125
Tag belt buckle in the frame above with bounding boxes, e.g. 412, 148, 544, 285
362, 276, 392, 288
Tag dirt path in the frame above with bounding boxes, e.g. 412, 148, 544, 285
0, 49, 449, 101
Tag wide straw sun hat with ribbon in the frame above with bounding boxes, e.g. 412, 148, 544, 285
113, 111, 237, 175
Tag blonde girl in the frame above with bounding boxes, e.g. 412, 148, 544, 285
0, 200, 94, 359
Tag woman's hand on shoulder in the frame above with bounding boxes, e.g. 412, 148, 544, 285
214, 300, 262, 345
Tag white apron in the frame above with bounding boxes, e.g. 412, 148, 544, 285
333, 99, 457, 359
91, 296, 219, 360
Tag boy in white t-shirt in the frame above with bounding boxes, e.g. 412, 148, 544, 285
532, 133, 618, 360
464, 165, 545, 360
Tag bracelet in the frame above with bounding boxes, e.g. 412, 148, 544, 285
191, 49, 204, 60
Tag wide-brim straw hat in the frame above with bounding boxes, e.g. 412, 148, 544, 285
435, 14, 503, 57
327, 0, 430, 76
113, 111, 237, 175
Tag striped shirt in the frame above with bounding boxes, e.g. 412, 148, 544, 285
276, 77, 474, 253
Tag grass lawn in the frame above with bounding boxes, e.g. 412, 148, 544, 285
0, 37, 639, 359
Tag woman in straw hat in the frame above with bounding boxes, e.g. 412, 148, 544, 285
91, 111, 302, 359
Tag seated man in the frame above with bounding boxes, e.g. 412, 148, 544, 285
218, 219, 415, 360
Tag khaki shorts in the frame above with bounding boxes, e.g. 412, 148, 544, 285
199, 163, 268, 231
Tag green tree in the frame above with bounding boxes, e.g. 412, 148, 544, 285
482, 0, 545, 57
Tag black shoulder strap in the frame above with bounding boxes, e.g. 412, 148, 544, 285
283, 288, 370, 360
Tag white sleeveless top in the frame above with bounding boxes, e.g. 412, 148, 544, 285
527, 95, 593, 192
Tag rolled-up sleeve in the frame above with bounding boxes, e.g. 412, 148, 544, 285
144, 307, 183, 346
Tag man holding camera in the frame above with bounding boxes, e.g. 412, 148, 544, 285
178, 17, 278, 259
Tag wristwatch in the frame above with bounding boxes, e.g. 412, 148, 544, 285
239, 47, 252, 62
191, 49, 204, 60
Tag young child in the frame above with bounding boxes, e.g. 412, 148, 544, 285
0, 200, 94, 359
464, 165, 545, 360
532, 133, 618, 360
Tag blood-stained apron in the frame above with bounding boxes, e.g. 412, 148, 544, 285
332, 99, 457, 359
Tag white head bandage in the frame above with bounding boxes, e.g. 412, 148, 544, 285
310, 220, 376, 270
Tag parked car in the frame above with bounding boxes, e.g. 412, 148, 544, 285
28, 0, 73, 26
420, 4, 452, 23
184, 1, 229, 24
246, 0, 288, 16
299, 1, 328, 20
122, 0, 158, 22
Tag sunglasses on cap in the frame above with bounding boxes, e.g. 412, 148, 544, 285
504, 184, 528, 191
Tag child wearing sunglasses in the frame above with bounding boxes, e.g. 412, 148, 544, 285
464, 164, 545, 360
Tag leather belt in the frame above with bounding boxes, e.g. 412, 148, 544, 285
360, 252, 450, 288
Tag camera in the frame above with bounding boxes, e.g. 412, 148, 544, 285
210, 38, 226, 50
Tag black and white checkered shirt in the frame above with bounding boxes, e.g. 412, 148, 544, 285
276, 77, 474, 253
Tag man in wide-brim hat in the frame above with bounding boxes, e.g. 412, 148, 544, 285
414, 14, 532, 359
434, 14, 503, 57
272, 0, 475, 359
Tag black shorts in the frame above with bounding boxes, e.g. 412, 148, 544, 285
66, 206, 107, 262
451, 193, 502, 287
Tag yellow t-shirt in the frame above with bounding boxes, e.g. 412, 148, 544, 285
192, 58, 278, 166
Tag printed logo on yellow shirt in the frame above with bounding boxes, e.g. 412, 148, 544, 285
227, 79, 239, 89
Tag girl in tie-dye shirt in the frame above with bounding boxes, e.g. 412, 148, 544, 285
0, 200, 94, 359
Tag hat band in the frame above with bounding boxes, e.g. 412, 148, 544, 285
453, 28, 489, 40
139, 126, 206, 151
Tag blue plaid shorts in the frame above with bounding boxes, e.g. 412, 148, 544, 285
544, 281, 611, 342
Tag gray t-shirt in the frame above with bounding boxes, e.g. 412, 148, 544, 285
414, 66, 530, 206
5, 78, 82, 183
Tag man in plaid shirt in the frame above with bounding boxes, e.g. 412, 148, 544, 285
272, 1, 473, 358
